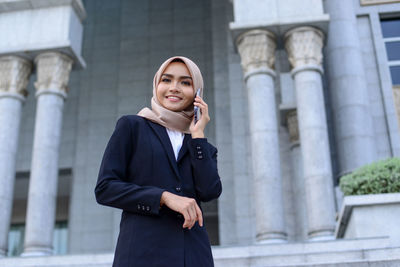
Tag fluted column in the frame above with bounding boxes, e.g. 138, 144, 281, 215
0, 56, 31, 257
325, 0, 376, 175
236, 29, 287, 243
284, 27, 336, 240
22, 52, 73, 256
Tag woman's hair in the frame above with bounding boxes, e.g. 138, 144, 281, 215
171, 58, 185, 64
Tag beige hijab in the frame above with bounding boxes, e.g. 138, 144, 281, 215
138, 56, 204, 133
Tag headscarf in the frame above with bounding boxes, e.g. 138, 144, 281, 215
138, 56, 204, 133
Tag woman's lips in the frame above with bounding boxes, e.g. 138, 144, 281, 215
166, 96, 182, 102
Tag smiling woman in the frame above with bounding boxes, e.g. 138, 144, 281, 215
95, 56, 221, 267
156, 60, 195, 112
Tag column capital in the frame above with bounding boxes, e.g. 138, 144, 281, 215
286, 110, 299, 143
34, 52, 73, 99
0, 56, 31, 100
284, 26, 324, 70
236, 29, 277, 75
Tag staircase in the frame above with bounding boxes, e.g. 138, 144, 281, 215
0, 236, 399, 267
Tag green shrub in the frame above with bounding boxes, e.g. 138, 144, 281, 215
339, 157, 400, 196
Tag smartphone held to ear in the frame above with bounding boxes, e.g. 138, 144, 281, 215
194, 88, 201, 124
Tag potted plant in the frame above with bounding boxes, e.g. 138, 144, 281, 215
335, 157, 400, 240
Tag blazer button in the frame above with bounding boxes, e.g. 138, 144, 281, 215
196, 146, 201, 150
146, 206, 151, 211
137, 204, 141, 210
175, 187, 181, 192
198, 155, 203, 159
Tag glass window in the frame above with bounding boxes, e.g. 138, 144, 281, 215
381, 19, 400, 38
390, 66, 400, 85
7, 225, 24, 257
385, 41, 400, 61
381, 18, 400, 86
53, 221, 68, 254
7, 221, 68, 257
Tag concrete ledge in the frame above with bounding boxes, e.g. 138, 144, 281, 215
229, 15, 330, 49
335, 193, 400, 238
0, 0, 86, 21
0, 1, 86, 69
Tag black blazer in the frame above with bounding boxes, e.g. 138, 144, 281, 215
95, 115, 222, 267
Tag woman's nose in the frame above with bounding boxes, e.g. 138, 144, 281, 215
169, 81, 180, 91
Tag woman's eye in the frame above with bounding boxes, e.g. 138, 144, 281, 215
161, 78, 171, 83
182, 81, 191, 86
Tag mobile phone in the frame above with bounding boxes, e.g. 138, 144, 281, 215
194, 88, 201, 124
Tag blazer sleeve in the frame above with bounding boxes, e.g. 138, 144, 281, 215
187, 138, 222, 202
95, 116, 165, 216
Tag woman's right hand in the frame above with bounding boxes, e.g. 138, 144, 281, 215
160, 191, 203, 229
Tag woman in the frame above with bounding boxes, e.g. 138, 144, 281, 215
95, 56, 222, 267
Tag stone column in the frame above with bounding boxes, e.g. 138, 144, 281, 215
236, 29, 287, 243
22, 52, 73, 256
284, 27, 336, 240
324, 0, 376, 175
0, 56, 31, 257
286, 110, 308, 241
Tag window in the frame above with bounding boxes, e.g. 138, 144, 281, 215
7, 225, 24, 257
381, 18, 400, 126
381, 18, 400, 85
7, 222, 68, 257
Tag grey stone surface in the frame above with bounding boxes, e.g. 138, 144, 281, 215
227, 42, 253, 245
23, 93, 66, 256
285, 26, 336, 240
0, 96, 24, 256
235, 28, 287, 243
210, 0, 236, 246
324, 0, 377, 177
292, 68, 336, 239
336, 193, 400, 243
288, 143, 308, 241
246, 70, 287, 242
0, 1, 85, 68
357, 16, 392, 160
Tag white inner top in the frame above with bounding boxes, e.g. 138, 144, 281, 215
166, 128, 185, 160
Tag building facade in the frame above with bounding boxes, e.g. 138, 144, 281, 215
0, 0, 400, 266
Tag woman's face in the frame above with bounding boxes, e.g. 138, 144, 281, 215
156, 62, 195, 112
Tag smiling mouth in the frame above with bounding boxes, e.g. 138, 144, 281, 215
166, 96, 182, 101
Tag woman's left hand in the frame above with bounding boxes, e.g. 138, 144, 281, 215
190, 96, 210, 138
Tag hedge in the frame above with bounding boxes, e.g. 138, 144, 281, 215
339, 157, 400, 196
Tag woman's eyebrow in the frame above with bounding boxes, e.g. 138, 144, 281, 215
162, 73, 192, 80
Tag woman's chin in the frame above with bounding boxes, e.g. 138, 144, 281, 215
162, 103, 191, 112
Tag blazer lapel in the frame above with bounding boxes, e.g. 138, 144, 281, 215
147, 121, 182, 181
177, 134, 190, 162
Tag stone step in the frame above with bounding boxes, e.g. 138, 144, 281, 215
277, 259, 400, 267
0, 237, 399, 267
213, 237, 400, 267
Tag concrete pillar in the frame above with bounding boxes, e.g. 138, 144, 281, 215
0, 56, 31, 257
284, 27, 336, 240
236, 29, 287, 243
22, 52, 73, 256
324, 0, 376, 176
286, 110, 308, 241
